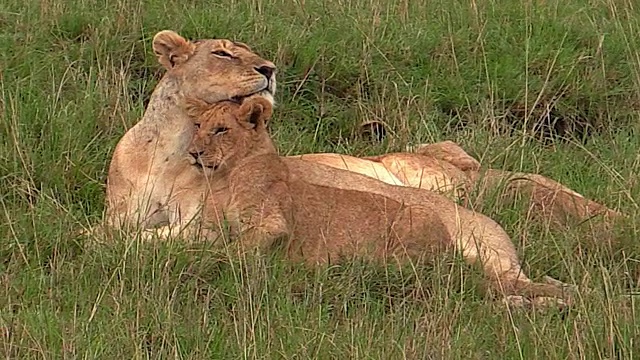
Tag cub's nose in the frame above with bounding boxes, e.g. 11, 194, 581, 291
188, 150, 204, 165
189, 150, 204, 159
255, 65, 275, 79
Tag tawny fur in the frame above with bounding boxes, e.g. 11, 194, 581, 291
105, 30, 276, 231
101, 30, 618, 241
185, 98, 574, 304
292, 141, 622, 233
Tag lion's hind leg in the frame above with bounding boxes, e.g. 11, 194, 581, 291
456, 214, 575, 309
484, 255, 575, 310
500, 276, 577, 310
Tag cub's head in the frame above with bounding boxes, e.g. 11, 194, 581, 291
186, 97, 275, 174
152, 30, 276, 105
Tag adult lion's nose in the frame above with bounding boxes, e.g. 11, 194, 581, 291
255, 64, 275, 79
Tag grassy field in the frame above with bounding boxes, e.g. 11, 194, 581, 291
2, 0, 640, 358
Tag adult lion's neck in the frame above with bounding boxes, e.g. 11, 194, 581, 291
141, 76, 184, 124
138, 75, 194, 153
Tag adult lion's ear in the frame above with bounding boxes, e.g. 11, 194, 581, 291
152, 30, 196, 69
239, 97, 273, 129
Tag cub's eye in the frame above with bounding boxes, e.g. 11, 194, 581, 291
211, 127, 229, 135
193, 123, 201, 130
211, 50, 232, 58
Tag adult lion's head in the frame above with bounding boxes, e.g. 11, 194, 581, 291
186, 97, 275, 174
152, 30, 276, 105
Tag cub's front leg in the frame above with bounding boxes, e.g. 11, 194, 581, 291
226, 181, 292, 253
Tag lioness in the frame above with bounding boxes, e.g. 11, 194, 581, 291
294, 144, 622, 231
185, 96, 573, 306
105, 30, 276, 231
101, 29, 617, 240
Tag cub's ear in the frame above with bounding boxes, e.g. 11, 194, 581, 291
184, 98, 210, 118
152, 30, 196, 69
238, 97, 273, 129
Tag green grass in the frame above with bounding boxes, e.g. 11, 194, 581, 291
2, 0, 640, 357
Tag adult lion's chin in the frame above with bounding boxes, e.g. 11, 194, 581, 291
235, 89, 274, 106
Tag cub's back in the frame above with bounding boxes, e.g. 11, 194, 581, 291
285, 172, 451, 264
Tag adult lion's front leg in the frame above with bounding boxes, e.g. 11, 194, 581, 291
468, 169, 623, 230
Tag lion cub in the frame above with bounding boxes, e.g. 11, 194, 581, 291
185, 97, 575, 308
186, 97, 451, 263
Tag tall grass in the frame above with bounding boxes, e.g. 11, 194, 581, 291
1, 0, 640, 358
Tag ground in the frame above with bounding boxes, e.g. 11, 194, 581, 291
1, 0, 640, 358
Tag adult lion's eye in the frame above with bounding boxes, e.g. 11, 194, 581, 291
211, 50, 232, 58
